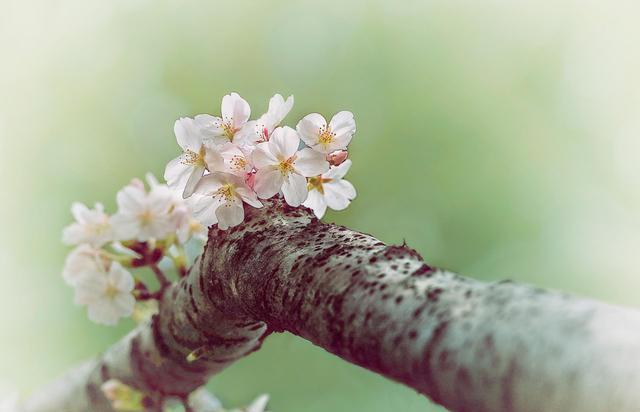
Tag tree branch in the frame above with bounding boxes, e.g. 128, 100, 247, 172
22, 199, 640, 412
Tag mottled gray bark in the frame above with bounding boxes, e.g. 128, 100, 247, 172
23, 199, 640, 412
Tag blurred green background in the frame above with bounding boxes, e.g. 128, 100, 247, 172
1, 0, 639, 410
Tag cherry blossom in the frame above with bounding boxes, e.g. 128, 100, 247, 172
296, 111, 356, 153
240, 94, 294, 146
303, 159, 357, 219
164, 117, 212, 198
252, 126, 329, 206
111, 178, 178, 241
210, 142, 253, 178
193, 172, 263, 230
73, 261, 135, 326
62, 202, 112, 247
194, 92, 251, 146
144, 173, 204, 243
62, 244, 106, 286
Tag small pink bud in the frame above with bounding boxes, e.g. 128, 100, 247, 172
327, 150, 348, 166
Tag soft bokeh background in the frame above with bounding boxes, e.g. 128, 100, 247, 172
1, 0, 639, 410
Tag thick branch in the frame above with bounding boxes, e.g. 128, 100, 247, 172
24, 199, 640, 412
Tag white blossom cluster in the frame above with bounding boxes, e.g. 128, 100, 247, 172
164, 92, 357, 228
61, 92, 357, 327
62, 174, 206, 326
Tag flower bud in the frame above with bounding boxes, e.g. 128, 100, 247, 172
327, 150, 348, 166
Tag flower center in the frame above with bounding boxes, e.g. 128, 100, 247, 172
215, 184, 235, 201
318, 125, 335, 147
222, 120, 236, 141
139, 209, 153, 226
277, 157, 296, 176
105, 282, 119, 299
181, 146, 206, 167
252, 123, 270, 144
230, 154, 247, 171
307, 176, 332, 194
89, 218, 110, 235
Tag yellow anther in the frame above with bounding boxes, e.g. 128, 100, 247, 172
215, 184, 235, 201
277, 157, 295, 176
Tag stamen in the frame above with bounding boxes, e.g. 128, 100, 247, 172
105, 282, 119, 299
307, 176, 333, 194
222, 117, 236, 141
214, 184, 235, 201
230, 155, 247, 171
277, 157, 296, 176
181, 146, 207, 167
318, 125, 336, 147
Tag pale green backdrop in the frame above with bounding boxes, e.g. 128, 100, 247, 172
1, 0, 639, 411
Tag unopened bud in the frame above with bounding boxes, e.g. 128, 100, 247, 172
327, 150, 348, 166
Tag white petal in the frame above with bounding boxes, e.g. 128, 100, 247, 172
327, 132, 352, 152
194, 174, 224, 195
251, 143, 278, 169
281, 173, 308, 206
302, 189, 328, 219
112, 292, 136, 316
294, 148, 330, 177
204, 145, 224, 172
324, 159, 352, 180
148, 187, 174, 212
62, 223, 84, 246
63, 245, 103, 286
191, 196, 222, 227
109, 262, 134, 292
116, 183, 146, 214
70, 202, 90, 224
221, 92, 250, 128
253, 167, 284, 199
164, 156, 192, 192
246, 394, 270, 412
324, 180, 356, 210
174, 117, 202, 151
194, 114, 225, 138
329, 111, 356, 139
267, 94, 294, 125
269, 126, 300, 159
145, 217, 175, 241
215, 201, 244, 230
145, 173, 160, 188
236, 186, 263, 208
237, 120, 261, 146
182, 165, 206, 198
110, 213, 140, 241
188, 389, 222, 412
87, 298, 120, 326
296, 113, 326, 146
74, 273, 107, 305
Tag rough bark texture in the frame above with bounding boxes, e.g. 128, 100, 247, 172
23, 198, 640, 412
